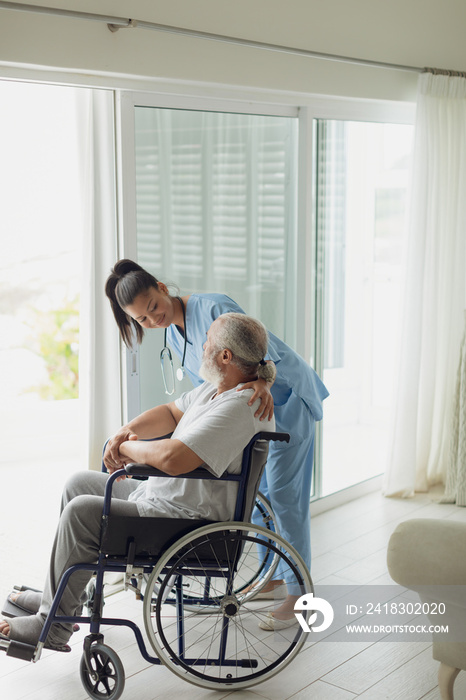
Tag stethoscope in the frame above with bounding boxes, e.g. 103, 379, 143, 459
160, 296, 187, 395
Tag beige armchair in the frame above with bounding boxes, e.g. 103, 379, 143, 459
387, 518, 466, 700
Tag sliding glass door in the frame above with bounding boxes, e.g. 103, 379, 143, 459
314, 119, 414, 496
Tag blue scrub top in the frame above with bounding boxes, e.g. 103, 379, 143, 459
166, 293, 329, 426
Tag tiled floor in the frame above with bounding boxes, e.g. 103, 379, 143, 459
1, 484, 466, 699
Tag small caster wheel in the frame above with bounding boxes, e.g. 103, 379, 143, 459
80, 643, 125, 700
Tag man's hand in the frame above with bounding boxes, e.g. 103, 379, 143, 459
238, 379, 274, 421
103, 428, 138, 474
103, 403, 183, 478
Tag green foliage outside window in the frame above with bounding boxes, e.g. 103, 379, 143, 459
26, 296, 79, 400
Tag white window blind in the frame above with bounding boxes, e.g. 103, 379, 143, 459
134, 108, 297, 335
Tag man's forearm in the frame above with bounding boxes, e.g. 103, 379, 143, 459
104, 402, 183, 474
119, 437, 204, 475
119, 438, 172, 470
125, 403, 179, 439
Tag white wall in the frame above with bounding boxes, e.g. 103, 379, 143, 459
1, 0, 465, 102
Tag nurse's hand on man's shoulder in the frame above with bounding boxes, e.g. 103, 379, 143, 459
238, 380, 275, 422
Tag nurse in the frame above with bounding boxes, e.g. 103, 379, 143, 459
105, 259, 328, 629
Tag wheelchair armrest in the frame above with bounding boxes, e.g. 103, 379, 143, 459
255, 431, 290, 443
123, 433, 289, 478
124, 463, 219, 480
123, 433, 289, 479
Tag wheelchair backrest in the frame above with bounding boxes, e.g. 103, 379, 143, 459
235, 437, 270, 523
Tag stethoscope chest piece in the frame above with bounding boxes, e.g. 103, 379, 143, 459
176, 367, 186, 381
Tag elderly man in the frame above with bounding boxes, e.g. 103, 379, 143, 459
0, 312, 276, 652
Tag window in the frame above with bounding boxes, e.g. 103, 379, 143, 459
314, 119, 414, 497
0, 81, 82, 463
0, 79, 84, 594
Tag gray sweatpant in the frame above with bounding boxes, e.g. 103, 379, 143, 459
37, 471, 140, 647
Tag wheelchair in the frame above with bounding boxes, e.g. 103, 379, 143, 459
1, 431, 313, 698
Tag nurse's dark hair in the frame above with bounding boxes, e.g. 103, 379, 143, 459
105, 259, 160, 347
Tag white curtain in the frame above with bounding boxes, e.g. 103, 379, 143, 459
383, 72, 466, 497
76, 89, 121, 471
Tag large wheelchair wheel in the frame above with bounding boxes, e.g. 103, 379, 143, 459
80, 643, 125, 700
143, 522, 313, 690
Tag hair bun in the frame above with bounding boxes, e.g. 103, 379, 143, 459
257, 362, 277, 383
114, 259, 144, 278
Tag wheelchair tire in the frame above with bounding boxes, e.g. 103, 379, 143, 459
143, 522, 313, 690
80, 643, 125, 700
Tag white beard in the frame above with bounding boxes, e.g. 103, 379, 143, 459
199, 349, 223, 386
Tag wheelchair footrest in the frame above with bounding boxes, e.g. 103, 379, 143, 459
2, 639, 36, 662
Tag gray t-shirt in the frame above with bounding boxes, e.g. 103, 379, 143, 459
128, 382, 275, 519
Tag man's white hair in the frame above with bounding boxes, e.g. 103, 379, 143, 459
214, 313, 276, 382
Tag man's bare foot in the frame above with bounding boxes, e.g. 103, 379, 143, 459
0, 619, 11, 636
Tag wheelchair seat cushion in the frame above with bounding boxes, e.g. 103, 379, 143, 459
100, 515, 214, 559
